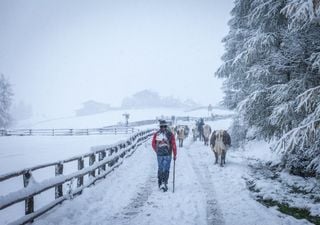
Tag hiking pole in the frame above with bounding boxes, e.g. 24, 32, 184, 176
173, 159, 176, 193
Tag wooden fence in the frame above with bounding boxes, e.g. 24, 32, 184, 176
0, 127, 136, 136
175, 114, 233, 122
0, 115, 233, 137
0, 129, 154, 225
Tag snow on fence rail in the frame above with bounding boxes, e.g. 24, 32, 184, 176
0, 129, 155, 225
175, 115, 233, 122
0, 127, 136, 136
0, 115, 232, 137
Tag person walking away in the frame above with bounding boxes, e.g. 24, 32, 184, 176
152, 120, 177, 192
198, 118, 205, 141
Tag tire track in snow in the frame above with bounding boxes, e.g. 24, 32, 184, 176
185, 141, 225, 225
109, 172, 156, 224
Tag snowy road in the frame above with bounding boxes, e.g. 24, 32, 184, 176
33, 130, 311, 225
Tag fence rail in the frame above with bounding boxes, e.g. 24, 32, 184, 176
0, 115, 233, 137
175, 114, 233, 122
0, 127, 136, 136
0, 129, 155, 225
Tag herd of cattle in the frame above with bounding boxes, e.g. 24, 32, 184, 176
171, 121, 231, 166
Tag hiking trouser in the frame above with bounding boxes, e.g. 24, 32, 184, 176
157, 155, 172, 186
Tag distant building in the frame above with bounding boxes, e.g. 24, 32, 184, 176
76, 100, 111, 116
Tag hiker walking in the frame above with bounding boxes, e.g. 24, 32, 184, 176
152, 120, 177, 192
197, 118, 205, 141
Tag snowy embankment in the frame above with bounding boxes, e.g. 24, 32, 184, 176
242, 141, 320, 222
26, 119, 312, 225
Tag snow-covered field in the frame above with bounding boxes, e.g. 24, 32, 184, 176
12, 107, 233, 129
0, 107, 316, 225
0, 135, 128, 175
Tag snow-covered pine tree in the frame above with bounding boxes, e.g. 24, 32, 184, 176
217, 0, 287, 144
216, 0, 253, 109
217, 0, 320, 176
273, 0, 320, 176
0, 74, 13, 128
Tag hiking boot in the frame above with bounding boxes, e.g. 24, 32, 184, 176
160, 183, 166, 192
163, 184, 168, 192
159, 183, 168, 192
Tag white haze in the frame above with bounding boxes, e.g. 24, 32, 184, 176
0, 0, 233, 117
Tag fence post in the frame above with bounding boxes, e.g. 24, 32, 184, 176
29, 129, 32, 136
108, 147, 116, 167
52, 129, 55, 136
77, 158, 84, 187
23, 171, 34, 216
89, 154, 96, 178
87, 129, 89, 135
55, 163, 63, 199
98, 151, 106, 175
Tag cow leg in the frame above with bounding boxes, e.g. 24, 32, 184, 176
221, 151, 226, 166
214, 152, 218, 164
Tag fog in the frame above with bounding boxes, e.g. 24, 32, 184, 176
0, 0, 233, 117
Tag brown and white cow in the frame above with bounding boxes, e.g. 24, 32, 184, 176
177, 126, 185, 147
191, 125, 199, 141
210, 130, 231, 166
203, 124, 212, 146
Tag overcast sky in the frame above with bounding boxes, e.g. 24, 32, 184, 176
0, 0, 233, 117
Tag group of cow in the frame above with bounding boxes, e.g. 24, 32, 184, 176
172, 121, 231, 167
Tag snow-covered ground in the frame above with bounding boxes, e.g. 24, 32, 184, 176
0, 108, 316, 225
25, 119, 311, 225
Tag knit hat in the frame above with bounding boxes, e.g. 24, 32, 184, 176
159, 120, 168, 127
